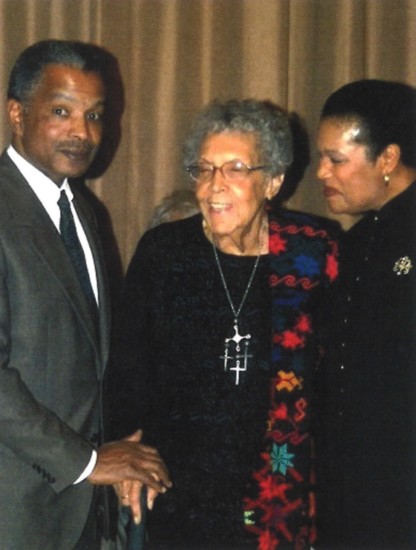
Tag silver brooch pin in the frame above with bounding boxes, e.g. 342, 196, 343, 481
393, 256, 413, 275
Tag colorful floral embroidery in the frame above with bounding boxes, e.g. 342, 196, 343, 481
275, 371, 303, 392
280, 330, 305, 350
269, 233, 288, 255
271, 443, 295, 475
244, 211, 338, 549
293, 255, 320, 277
325, 249, 339, 281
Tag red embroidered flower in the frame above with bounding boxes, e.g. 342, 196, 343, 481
258, 475, 292, 502
269, 233, 287, 255
294, 314, 311, 334
281, 330, 304, 349
259, 529, 279, 550
272, 403, 288, 420
325, 252, 338, 281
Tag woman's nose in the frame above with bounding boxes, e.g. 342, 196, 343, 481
316, 157, 331, 180
210, 167, 227, 192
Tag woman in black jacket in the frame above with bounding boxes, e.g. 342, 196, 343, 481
315, 79, 416, 549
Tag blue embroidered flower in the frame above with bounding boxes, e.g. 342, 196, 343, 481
271, 443, 294, 475
293, 254, 320, 277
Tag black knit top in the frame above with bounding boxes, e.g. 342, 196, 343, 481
111, 214, 271, 547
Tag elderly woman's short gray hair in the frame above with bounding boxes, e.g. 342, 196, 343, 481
183, 99, 293, 177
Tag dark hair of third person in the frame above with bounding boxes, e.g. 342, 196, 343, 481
321, 79, 416, 169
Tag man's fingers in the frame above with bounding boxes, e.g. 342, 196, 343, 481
88, 440, 172, 490
123, 429, 143, 443
128, 467, 168, 493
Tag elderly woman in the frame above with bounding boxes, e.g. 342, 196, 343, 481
108, 99, 338, 549
315, 80, 416, 548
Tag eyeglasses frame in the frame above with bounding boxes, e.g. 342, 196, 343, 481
185, 160, 271, 183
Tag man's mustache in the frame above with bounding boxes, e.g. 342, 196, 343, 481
58, 141, 96, 155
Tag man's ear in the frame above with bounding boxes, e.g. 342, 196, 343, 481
7, 99, 25, 136
266, 174, 284, 201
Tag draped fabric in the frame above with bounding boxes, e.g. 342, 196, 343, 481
0, 0, 415, 269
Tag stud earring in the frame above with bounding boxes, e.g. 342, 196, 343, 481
383, 174, 390, 185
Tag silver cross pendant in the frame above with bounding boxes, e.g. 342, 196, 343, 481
220, 322, 252, 385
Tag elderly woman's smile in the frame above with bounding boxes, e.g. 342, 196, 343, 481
207, 200, 232, 211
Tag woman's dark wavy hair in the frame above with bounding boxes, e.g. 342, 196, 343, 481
8, 39, 111, 103
183, 99, 293, 177
321, 79, 416, 169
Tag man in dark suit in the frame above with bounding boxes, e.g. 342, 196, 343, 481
0, 40, 170, 549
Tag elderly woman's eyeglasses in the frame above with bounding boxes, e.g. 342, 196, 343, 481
185, 161, 270, 184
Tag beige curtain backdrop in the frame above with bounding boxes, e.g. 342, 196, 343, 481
0, 0, 415, 270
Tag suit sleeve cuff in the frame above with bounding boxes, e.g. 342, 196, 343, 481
73, 449, 97, 484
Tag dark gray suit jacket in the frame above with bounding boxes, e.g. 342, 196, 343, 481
0, 151, 111, 549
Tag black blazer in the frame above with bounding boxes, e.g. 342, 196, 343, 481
316, 183, 416, 547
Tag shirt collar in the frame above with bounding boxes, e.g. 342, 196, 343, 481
7, 145, 72, 201
7, 145, 74, 230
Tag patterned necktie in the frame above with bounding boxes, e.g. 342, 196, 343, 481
58, 190, 97, 311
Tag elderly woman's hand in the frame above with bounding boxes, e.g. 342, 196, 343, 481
115, 477, 160, 524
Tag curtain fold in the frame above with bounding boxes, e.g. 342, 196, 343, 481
0, 0, 414, 268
